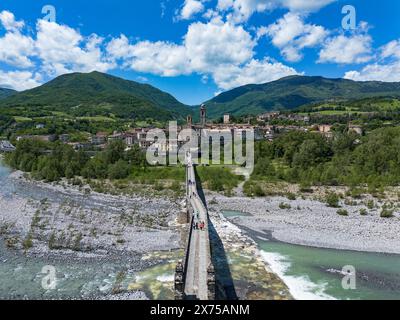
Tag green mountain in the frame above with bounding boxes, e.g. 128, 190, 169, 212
0, 71, 192, 121
0, 88, 16, 100
204, 76, 400, 119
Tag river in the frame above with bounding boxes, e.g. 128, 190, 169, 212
222, 210, 400, 300
2, 160, 400, 300
0, 159, 176, 300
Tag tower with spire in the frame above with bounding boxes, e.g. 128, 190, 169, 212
200, 104, 207, 128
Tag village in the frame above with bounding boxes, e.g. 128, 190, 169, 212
1, 106, 364, 156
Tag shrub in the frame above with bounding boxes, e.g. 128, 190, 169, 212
360, 208, 368, 216
286, 192, 296, 200
73, 233, 83, 251
243, 181, 265, 197
350, 188, 363, 199
22, 234, 33, 250
169, 181, 182, 193
326, 193, 340, 208
337, 209, 349, 216
344, 199, 358, 206
279, 202, 291, 210
380, 208, 394, 218
254, 184, 266, 197
299, 183, 313, 193
366, 200, 375, 210
48, 232, 57, 250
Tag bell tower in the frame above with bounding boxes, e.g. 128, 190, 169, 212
187, 115, 193, 127
200, 104, 206, 128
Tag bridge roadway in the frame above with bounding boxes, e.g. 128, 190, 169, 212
183, 155, 212, 300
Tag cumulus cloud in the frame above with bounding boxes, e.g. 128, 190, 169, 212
212, 58, 299, 90
179, 0, 206, 20
344, 39, 400, 82
36, 20, 114, 77
0, 28, 35, 68
0, 70, 42, 91
184, 18, 254, 71
0, 10, 116, 90
106, 18, 286, 90
217, 0, 336, 22
281, 0, 336, 12
381, 39, 400, 59
344, 62, 400, 82
266, 13, 327, 62
0, 11, 35, 68
318, 23, 373, 64
108, 36, 191, 76
0, 9, 300, 92
0, 10, 24, 31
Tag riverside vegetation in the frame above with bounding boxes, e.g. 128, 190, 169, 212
5, 125, 400, 199
245, 126, 400, 197
3, 139, 243, 195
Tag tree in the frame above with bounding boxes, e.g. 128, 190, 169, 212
108, 160, 130, 180
293, 138, 332, 169
82, 155, 108, 179
104, 140, 125, 164
125, 144, 146, 166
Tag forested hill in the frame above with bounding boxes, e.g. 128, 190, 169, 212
204, 76, 400, 119
0, 71, 193, 121
0, 88, 16, 100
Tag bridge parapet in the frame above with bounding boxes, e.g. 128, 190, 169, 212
175, 161, 216, 300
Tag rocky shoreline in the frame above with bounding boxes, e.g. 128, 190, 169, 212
0, 166, 184, 300
0, 166, 295, 300
208, 209, 293, 300
207, 193, 400, 255
0, 171, 181, 256
7, 164, 398, 300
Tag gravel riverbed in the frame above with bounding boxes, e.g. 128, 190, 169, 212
0, 171, 180, 256
207, 193, 400, 254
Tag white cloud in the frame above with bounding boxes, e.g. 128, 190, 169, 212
35, 20, 114, 77
344, 39, 400, 82
0, 70, 42, 91
108, 36, 191, 76
106, 18, 279, 90
318, 23, 373, 64
0, 10, 24, 31
217, 0, 336, 22
0, 11, 35, 68
212, 58, 299, 90
0, 11, 116, 90
106, 18, 299, 90
266, 13, 327, 62
344, 62, 400, 82
0, 29, 35, 68
381, 39, 400, 59
184, 18, 254, 71
179, 0, 205, 20
0, 9, 300, 92
281, 0, 336, 12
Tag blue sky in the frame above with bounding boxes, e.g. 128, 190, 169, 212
0, 0, 399, 105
